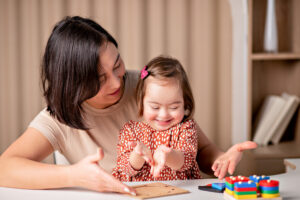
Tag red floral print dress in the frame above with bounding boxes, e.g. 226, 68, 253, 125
112, 119, 202, 181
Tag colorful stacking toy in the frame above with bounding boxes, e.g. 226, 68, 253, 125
259, 180, 280, 198
234, 181, 257, 199
225, 176, 249, 195
249, 175, 270, 192
223, 175, 281, 200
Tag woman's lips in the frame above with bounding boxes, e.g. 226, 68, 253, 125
109, 88, 120, 96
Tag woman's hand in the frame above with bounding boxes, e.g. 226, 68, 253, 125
69, 148, 136, 195
212, 141, 257, 180
151, 145, 172, 178
130, 141, 154, 165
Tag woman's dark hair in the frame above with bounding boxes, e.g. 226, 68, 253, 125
136, 56, 195, 121
42, 16, 118, 130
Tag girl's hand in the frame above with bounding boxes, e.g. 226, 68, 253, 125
151, 145, 172, 178
130, 141, 154, 165
69, 148, 136, 195
212, 141, 257, 180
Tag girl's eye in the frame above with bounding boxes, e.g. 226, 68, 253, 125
170, 107, 178, 110
151, 106, 159, 110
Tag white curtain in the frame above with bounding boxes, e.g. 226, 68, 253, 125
0, 0, 232, 155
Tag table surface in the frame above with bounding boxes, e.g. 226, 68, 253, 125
1, 169, 300, 200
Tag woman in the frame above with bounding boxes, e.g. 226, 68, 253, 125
0, 16, 256, 195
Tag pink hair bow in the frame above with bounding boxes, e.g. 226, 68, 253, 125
141, 65, 149, 80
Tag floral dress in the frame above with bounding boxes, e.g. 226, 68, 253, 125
112, 119, 202, 181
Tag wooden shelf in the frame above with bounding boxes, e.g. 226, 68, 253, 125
235, 0, 300, 176
248, 141, 300, 159
251, 53, 300, 60
249, 0, 300, 145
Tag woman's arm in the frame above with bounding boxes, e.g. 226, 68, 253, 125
195, 124, 224, 175
0, 128, 135, 195
196, 124, 257, 179
0, 128, 72, 189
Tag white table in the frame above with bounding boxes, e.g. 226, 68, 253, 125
1, 172, 299, 200
0, 179, 223, 200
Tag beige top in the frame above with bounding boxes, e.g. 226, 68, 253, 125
29, 70, 140, 173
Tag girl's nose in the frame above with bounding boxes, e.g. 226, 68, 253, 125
158, 108, 170, 119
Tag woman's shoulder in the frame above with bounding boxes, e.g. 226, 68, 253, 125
29, 108, 69, 130
30, 108, 56, 124
28, 108, 68, 152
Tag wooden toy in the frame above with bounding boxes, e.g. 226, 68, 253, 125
129, 182, 189, 199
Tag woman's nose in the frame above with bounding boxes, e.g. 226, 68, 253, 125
109, 73, 121, 89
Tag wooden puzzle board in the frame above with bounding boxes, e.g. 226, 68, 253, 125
223, 191, 282, 200
127, 182, 189, 199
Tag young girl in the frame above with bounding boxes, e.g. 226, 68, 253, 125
112, 56, 202, 181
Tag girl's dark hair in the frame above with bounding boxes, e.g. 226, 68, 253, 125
136, 56, 195, 121
42, 16, 118, 130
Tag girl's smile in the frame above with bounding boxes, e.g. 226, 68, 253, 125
155, 119, 173, 127
143, 77, 185, 131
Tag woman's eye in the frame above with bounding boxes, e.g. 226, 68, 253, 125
99, 76, 106, 84
151, 107, 159, 110
114, 64, 120, 70
170, 107, 178, 110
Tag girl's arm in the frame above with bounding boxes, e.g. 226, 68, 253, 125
151, 146, 184, 177
113, 123, 152, 177
165, 148, 184, 170
151, 120, 198, 177
129, 147, 146, 170
173, 120, 199, 171
0, 128, 135, 195
129, 141, 153, 170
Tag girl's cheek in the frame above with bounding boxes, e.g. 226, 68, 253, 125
143, 109, 157, 120
171, 109, 185, 121
148, 113, 157, 120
